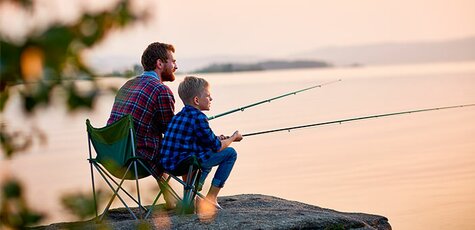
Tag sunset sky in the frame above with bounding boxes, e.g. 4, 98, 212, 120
92, 0, 475, 57
1, 0, 475, 69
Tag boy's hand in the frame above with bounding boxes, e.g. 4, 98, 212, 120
217, 131, 242, 152
218, 135, 229, 140
232, 131, 243, 142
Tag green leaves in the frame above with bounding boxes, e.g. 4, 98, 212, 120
2, 180, 21, 198
0, 1, 151, 227
61, 191, 103, 220
0, 179, 44, 228
0, 123, 33, 158
66, 84, 98, 111
0, 0, 147, 115
0, 0, 149, 156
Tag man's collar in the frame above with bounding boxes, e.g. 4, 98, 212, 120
142, 71, 160, 81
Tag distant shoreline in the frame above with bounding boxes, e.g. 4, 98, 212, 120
191, 59, 333, 74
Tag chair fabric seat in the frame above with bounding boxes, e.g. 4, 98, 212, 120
87, 115, 152, 180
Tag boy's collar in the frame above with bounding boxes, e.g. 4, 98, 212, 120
184, 104, 204, 112
185, 104, 199, 110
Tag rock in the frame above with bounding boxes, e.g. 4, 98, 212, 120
35, 194, 391, 230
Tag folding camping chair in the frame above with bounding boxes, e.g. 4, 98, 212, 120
87, 115, 221, 219
86, 115, 180, 221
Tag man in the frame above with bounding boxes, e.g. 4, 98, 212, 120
108, 42, 177, 178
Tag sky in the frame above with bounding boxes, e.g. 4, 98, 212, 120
1, 0, 475, 71
91, 0, 475, 57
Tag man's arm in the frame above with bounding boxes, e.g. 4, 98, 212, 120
155, 89, 175, 133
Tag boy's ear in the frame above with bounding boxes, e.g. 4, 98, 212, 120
193, 96, 199, 105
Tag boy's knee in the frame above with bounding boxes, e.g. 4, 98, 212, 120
225, 147, 237, 160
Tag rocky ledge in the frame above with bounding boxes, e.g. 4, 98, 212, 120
37, 194, 391, 230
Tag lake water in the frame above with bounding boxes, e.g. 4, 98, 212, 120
1, 61, 475, 229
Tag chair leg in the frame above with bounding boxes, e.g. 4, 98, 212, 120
96, 164, 147, 213
181, 166, 200, 214
162, 175, 181, 202
181, 165, 193, 214
95, 163, 138, 221
145, 176, 181, 219
92, 159, 172, 221
87, 136, 98, 219
89, 160, 98, 219
133, 161, 143, 219
145, 181, 164, 219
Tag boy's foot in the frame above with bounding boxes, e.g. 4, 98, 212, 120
195, 197, 222, 209
196, 197, 218, 221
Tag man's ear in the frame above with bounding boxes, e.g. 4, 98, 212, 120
156, 59, 163, 70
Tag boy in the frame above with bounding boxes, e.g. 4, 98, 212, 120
160, 76, 243, 210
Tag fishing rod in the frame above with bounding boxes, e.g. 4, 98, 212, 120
243, 103, 475, 137
208, 79, 342, 120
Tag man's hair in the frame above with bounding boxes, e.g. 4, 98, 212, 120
141, 42, 175, 71
178, 76, 209, 105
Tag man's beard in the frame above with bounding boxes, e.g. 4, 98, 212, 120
161, 67, 175, 82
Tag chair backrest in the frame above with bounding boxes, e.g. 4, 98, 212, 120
86, 115, 150, 179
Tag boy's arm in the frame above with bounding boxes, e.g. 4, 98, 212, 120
218, 131, 243, 152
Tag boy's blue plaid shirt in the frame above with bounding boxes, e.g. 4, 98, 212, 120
160, 105, 222, 171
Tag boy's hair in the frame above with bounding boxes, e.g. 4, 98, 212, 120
141, 42, 175, 71
178, 76, 209, 105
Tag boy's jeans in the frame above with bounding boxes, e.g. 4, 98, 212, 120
199, 147, 237, 188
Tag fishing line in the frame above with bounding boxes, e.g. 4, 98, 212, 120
208, 79, 342, 120
242, 103, 475, 137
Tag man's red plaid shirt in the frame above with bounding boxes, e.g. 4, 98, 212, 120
108, 72, 175, 172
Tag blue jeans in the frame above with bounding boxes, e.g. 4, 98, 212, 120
199, 147, 237, 188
